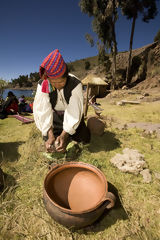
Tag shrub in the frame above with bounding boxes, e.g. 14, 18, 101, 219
130, 56, 142, 77
151, 66, 160, 77
84, 61, 90, 70
67, 63, 75, 72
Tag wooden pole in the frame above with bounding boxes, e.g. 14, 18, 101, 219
84, 83, 89, 117
98, 85, 100, 96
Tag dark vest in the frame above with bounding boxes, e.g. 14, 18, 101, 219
38, 75, 80, 109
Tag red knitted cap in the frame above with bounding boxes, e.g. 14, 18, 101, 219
40, 49, 66, 79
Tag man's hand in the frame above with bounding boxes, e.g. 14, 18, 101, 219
55, 130, 69, 153
45, 127, 55, 152
45, 139, 56, 152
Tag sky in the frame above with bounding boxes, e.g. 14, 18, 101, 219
0, 0, 160, 82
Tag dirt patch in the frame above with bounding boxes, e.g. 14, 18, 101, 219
127, 122, 160, 137
132, 75, 160, 92
105, 86, 160, 104
113, 122, 160, 138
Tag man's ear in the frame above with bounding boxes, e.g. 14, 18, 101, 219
41, 71, 48, 80
44, 73, 47, 80
40, 67, 48, 80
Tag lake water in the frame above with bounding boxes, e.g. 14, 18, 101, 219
2, 89, 35, 99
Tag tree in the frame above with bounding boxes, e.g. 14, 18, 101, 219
154, 29, 160, 42
79, 0, 119, 89
120, 0, 158, 85
30, 72, 40, 82
0, 78, 8, 99
97, 43, 111, 72
85, 33, 94, 47
11, 75, 29, 87
67, 62, 75, 72
84, 61, 91, 70
107, 0, 118, 89
17, 75, 28, 87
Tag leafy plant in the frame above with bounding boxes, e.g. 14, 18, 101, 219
79, 0, 118, 89
120, 0, 158, 85
84, 61, 91, 70
0, 78, 8, 99
67, 62, 75, 72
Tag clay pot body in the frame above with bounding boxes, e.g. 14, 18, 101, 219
43, 162, 115, 228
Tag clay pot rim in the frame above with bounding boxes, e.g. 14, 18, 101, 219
44, 161, 108, 214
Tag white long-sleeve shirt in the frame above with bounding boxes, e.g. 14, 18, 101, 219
33, 75, 84, 137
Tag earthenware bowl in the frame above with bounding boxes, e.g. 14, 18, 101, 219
43, 162, 116, 228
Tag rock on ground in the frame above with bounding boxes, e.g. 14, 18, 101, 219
110, 148, 146, 175
140, 169, 152, 183
87, 115, 105, 136
110, 148, 152, 183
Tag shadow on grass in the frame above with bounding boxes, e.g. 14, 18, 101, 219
0, 171, 17, 197
73, 182, 129, 234
0, 141, 24, 162
88, 131, 121, 153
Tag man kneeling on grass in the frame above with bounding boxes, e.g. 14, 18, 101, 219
33, 49, 90, 153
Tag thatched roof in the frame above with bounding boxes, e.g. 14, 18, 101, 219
81, 74, 107, 85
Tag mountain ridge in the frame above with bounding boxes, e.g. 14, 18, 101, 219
10, 41, 160, 91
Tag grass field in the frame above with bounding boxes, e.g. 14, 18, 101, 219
0, 93, 160, 240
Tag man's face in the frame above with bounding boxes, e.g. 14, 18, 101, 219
48, 77, 67, 90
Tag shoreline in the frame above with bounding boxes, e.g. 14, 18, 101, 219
6, 87, 36, 91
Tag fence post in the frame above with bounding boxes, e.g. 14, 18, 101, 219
84, 83, 89, 117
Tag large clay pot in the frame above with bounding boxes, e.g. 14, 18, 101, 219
43, 162, 116, 228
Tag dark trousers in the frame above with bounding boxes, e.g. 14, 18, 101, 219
53, 111, 90, 144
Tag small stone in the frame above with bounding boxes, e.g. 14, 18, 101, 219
143, 93, 149, 97
122, 85, 128, 90
157, 209, 160, 214
117, 101, 124, 106
154, 172, 160, 180
138, 95, 144, 100
140, 169, 152, 183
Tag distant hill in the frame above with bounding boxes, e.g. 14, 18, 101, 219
9, 41, 160, 91
69, 41, 160, 90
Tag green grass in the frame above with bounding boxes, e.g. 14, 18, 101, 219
0, 99, 160, 240
97, 97, 160, 124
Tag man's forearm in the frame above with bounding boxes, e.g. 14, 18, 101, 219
60, 130, 69, 139
47, 127, 55, 143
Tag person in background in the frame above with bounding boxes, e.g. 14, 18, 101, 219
2, 91, 19, 115
18, 95, 26, 113
19, 95, 26, 103
29, 102, 33, 112
33, 49, 90, 153
24, 103, 33, 113
18, 95, 33, 113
